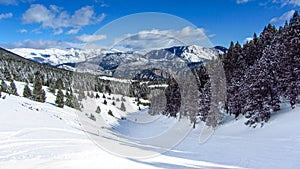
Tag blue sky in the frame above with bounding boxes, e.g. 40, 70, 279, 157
0, 0, 299, 50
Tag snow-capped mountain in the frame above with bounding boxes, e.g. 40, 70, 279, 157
9, 45, 225, 77
10, 48, 109, 66
145, 45, 221, 62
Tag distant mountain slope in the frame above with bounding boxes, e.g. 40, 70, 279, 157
8, 45, 225, 77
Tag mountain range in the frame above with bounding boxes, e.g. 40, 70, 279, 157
9, 45, 226, 77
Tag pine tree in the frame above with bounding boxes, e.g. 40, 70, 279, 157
32, 72, 46, 103
9, 80, 18, 96
112, 101, 116, 106
95, 106, 101, 113
55, 78, 64, 90
108, 110, 114, 117
49, 82, 56, 93
0, 80, 8, 93
120, 101, 126, 111
103, 99, 107, 105
95, 93, 100, 99
65, 90, 74, 108
55, 89, 64, 108
23, 83, 32, 98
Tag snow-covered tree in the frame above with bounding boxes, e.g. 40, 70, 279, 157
95, 106, 101, 114
9, 80, 18, 96
23, 83, 32, 98
55, 89, 64, 108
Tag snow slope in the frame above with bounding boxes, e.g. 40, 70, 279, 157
0, 82, 299, 169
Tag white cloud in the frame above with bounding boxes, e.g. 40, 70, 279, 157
0, 12, 13, 20
75, 34, 107, 43
1, 39, 83, 49
280, 0, 300, 6
0, 0, 17, 5
0, 0, 35, 5
18, 29, 27, 33
67, 28, 81, 35
22, 4, 105, 35
110, 26, 212, 53
270, 0, 300, 7
244, 37, 253, 43
54, 28, 63, 35
270, 10, 295, 23
237, 0, 249, 4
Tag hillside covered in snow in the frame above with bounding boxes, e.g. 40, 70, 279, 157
0, 81, 299, 169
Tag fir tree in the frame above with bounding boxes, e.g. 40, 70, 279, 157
103, 99, 107, 105
95, 106, 101, 114
0, 80, 8, 93
23, 83, 32, 98
112, 101, 116, 106
95, 93, 100, 99
9, 80, 18, 96
65, 90, 74, 108
120, 101, 126, 111
55, 89, 64, 108
32, 72, 46, 103
108, 110, 114, 117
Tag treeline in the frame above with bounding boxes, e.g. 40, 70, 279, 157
156, 11, 299, 128
198, 11, 300, 127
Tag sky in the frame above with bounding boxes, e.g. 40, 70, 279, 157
0, 0, 299, 51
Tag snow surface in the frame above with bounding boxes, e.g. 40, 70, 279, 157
0, 81, 300, 169
10, 48, 107, 66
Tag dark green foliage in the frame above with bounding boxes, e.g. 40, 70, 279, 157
0, 80, 8, 93
108, 110, 114, 117
95, 106, 101, 113
32, 72, 46, 103
102, 94, 106, 98
65, 91, 74, 108
165, 79, 181, 117
49, 83, 56, 93
89, 113, 96, 121
9, 80, 18, 96
23, 83, 32, 98
95, 93, 100, 99
120, 101, 126, 111
55, 78, 64, 90
55, 89, 64, 108
103, 99, 107, 105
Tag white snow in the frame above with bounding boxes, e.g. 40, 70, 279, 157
0, 81, 299, 169
9, 48, 107, 66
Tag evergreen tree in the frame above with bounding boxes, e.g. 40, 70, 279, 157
103, 99, 107, 105
49, 82, 56, 93
95, 93, 100, 99
55, 89, 64, 108
32, 72, 46, 103
55, 78, 64, 90
120, 101, 126, 111
112, 101, 116, 106
65, 90, 75, 108
108, 110, 114, 117
0, 80, 8, 93
95, 106, 101, 113
9, 80, 18, 96
23, 83, 32, 98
